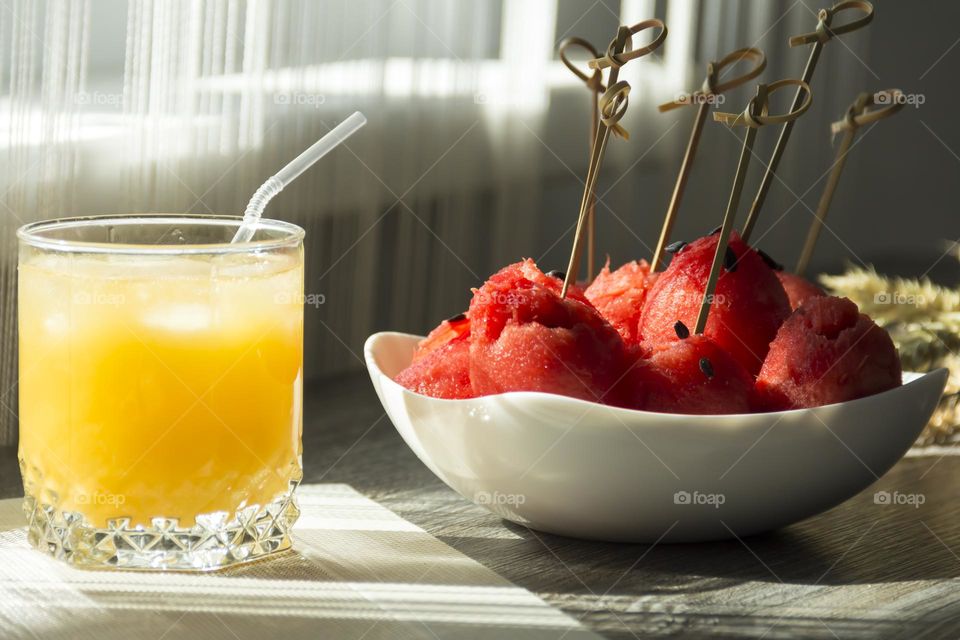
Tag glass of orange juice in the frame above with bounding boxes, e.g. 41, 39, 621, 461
17, 215, 304, 571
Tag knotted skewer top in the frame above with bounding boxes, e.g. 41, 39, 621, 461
588, 19, 668, 71
558, 19, 668, 141
559, 37, 604, 92
713, 77, 813, 128
597, 81, 632, 136
659, 47, 767, 113
830, 88, 904, 135
560, 35, 632, 138
789, 0, 874, 46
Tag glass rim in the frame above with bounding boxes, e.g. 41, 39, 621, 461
17, 214, 305, 255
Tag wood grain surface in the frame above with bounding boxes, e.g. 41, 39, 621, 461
2, 372, 958, 639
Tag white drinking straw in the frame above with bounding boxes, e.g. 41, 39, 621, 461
232, 111, 367, 242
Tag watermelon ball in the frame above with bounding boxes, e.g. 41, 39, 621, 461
639, 232, 791, 375
468, 259, 630, 404
756, 295, 902, 410
629, 323, 754, 414
394, 331, 475, 399
776, 271, 825, 311
584, 259, 658, 345
394, 314, 475, 399
411, 312, 470, 361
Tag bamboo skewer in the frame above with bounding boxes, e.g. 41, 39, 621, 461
561, 19, 667, 297
651, 47, 767, 271
740, 0, 874, 243
561, 50, 628, 295
695, 79, 812, 334
794, 89, 904, 275
559, 37, 606, 282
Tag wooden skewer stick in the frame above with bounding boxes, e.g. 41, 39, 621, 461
740, 0, 874, 243
651, 47, 766, 271
586, 77, 599, 283
695, 79, 812, 334
794, 88, 904, 275
561, 30, 628, 298
561, 19, 667, 297
559, 37, 605, 282
561, 78, 628, 295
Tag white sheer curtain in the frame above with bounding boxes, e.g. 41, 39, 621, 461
0, 0, 662, 442
3, 0, 881, 443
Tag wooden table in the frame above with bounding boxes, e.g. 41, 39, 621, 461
2, 372, 958, 639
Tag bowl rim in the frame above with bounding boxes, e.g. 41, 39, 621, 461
365, 330, 948, 420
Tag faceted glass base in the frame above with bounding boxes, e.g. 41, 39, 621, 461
22, 485, 300, 571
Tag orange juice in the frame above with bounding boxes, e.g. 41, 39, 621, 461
18, 219, 304, 570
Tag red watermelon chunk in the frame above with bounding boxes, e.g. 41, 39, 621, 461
639, 232, 791, 375
623, 333, 754, 414
584, 259, 658, 345
756, 295, 901, 410
776, 271, 826, 311
412, 313, 470, 361
468, 259, 630, 404
395, 331, 475, 399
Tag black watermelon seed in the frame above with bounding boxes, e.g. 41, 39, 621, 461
546, 270, 566, 280
665, 240, 687, 254
708, 225, 722, 235
757, 248, 783, 271
445, 312, 466, 323
699, 357, 715, 378
724, 246, 738, 272
674, 320, 690, 340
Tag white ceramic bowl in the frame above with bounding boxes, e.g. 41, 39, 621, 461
365, 331, 948, 543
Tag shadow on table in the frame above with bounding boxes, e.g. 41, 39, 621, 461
435, 472, 960, 589
436, 513, 960, 640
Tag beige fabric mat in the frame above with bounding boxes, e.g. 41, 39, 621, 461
0, 484, 598, 640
